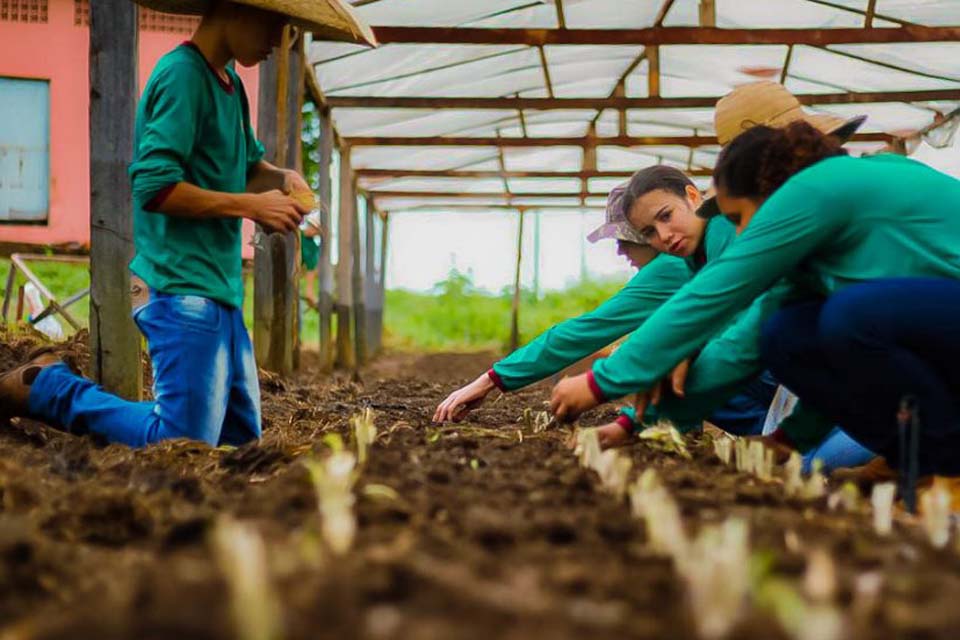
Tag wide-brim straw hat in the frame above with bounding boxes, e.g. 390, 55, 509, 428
587, 182, 648, 245
133, 0, 377, 46
697, 81, 866, 217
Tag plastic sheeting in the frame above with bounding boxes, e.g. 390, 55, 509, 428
310, 1, 960, 213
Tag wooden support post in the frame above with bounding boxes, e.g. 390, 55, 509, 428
614, 81, 628, 136
336, 147, 355, 368
510, 210, 525, 352
647, 46, 660, 97
377, 212, 389, 352
317, 108, 335, 370
864, 0, 877, 27
780, 44, 794, 84
89, 0, 141, 400
364, 198, 380, 355
253, 27, 302, 375
352, 187, 367, 368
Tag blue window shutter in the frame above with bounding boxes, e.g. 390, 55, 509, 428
0, 77, 50, 222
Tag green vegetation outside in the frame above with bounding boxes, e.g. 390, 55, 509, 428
1, 259, 626, 353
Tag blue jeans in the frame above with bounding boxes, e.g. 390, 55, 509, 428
761, 278, 960, 476
708, 371, 778, 436
27, 292, 261, 447
802, 427, 875, 474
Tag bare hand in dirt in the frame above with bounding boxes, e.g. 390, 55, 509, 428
249, 189, 309, 233
433, 373, 496, 423
633, 358, 691, 419
550, 373, 600, 422
597, 422, 633, 449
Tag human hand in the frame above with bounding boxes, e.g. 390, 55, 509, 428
281, 170, 312, 196
549, 373, 601, 423
248, 189, 309, 233
634, 358, 690, 420
433, 373, 496, 422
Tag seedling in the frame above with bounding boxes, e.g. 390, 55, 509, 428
871, 483, 896, 537
629, 473, 687, 558
735, 438, 750, 473
519, 407, 553, 434
351, 408, 378, 465
827, 482, 861, 512
682, 518, 750, 640
638, 423, 691, 459
713, 436, 733, 466
921, 481, 952, 549
210, 516, 282, 640
801, 459, 826, 500
594, 449, 633, 499
575, 428, 602, 470
303, 452, 358, 555
803, 548, 837, 603
784, 452, 803, 497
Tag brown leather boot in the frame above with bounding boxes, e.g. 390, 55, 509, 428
0, 352, 62, 419
830, 455, 896, 489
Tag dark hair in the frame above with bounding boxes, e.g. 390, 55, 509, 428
713, 121, 846, 200
620, 165, 695, 218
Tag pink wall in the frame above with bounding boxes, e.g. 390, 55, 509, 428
0, 0, 260, 248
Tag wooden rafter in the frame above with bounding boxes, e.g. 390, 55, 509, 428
371, 25, 960, 46
800, 0, 909, 26
780, 44, 794, 84
344, 132, 891, 147
355, 168, 713, 179
373, 203, 605, 213
538, 46, 555, 98
325, 89, 960, 110
554, 0, 566, 29
368, 190, 653, 199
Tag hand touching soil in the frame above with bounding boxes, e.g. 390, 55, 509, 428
434, 373, 496, 422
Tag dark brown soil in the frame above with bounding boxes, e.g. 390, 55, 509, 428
1, 333, 959, 639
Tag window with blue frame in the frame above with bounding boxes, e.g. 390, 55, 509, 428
0, 77, 50, 223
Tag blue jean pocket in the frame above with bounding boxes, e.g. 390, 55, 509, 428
137, 294, 222, 334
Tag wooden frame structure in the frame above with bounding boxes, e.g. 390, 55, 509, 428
82, 0, 959, 383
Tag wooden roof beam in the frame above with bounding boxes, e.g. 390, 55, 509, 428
371, 25, 960, 46
344, 132, 891, 147
368, 191, 609, 199
356, 168, 713, 179
325, 89, 960, 110
380, 204, 606, 212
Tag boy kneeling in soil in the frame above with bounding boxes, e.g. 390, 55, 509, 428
0, 0, 373, 447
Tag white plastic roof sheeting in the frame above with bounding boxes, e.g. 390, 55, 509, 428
311, 0, 960, 214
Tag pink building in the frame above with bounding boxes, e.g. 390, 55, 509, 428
0, 0, 260, 248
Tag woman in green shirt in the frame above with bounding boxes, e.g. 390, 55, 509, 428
551, 121, 960, 476
434, 167, 776, 446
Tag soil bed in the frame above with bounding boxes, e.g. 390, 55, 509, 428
1, 333, 959, 639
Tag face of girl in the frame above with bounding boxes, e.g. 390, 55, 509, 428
715, 186, 763, 234
226, 5, 287, 67
626, 185, 705, 257
616, 240, 658, 269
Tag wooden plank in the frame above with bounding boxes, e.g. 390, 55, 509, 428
647, 46, 660, 97
345, 132, 890, 147
357, 168, 711, 179
317, 109, 335, 371
380, 203, 605, 212
2, 265, 15, 323
336, 147, 355, 369
326, 89, 960, 110
865, 0, 877, 28
509, 210, 525, 351
254, 27, 302, 375
371, 25, 960, 46
699, 0, 716, 27
368, 190, 613, 199
88, 0, 141, 400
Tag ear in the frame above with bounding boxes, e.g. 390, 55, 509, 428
685, 184, 702, 207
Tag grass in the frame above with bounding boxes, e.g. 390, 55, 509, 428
1, 259, 626, 353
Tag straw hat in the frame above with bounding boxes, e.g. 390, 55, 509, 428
587, 182, 648, 245
132, 0, 377, 46
714, 81, 864, 146
697, 81, 866, 217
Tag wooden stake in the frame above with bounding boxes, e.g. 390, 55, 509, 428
510, 210, 525, 351
336, 147, 355, 369
317, 108, 335, 371
352, 187, 367, 368
89, 0, 141, 400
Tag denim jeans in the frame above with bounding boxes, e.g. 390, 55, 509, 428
707, 370, 779, 436
802, 427, 876, 474
760, 278, 960, 476
27, 292, 261, 448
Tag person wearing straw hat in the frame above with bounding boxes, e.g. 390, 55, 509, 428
434, 168, 779, 448
0, 0, 374, 447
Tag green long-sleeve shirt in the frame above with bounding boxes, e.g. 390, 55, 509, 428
129, 43, 265, 309
490, 254, 692, 391
491, 216, 738, 392
592, 154, 960, 400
